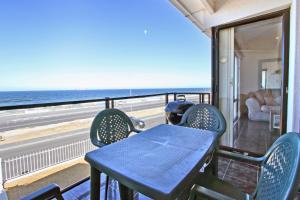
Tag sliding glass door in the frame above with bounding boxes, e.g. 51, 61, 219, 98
218, 27, 235, 147
212, 10, 290, 154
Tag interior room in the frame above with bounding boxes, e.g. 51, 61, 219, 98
232, 17, 283, 154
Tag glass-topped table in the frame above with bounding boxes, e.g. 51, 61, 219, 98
85, 124, 218, 200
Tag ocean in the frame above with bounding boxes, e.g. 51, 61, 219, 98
0, 88, 210, 107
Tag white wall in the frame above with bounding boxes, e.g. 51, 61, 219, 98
287, 0, 300, 132
240, 52, 279, 94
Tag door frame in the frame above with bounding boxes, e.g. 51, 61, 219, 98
211, 8, 290, 134
233, 54, 240, 123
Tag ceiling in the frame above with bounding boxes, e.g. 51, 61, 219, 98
170, 0, 290, 36
234, 17, 282, 55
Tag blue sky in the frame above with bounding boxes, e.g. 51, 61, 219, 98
0, 0, 211, 91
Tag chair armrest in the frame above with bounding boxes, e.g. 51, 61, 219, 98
132, 128, 142, 133
90, 137, 105, 148
189, 185, 237, 200
130, 117, 145, 129
217, 150, 264, 165
20, 183, 63, 200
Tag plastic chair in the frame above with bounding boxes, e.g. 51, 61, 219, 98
178, 104, 226, 137
90, 108, 142, 147
90, 108, 142, 200
20, 184, 63, 200
188, 132, 300, 200
178, 104, 226, 174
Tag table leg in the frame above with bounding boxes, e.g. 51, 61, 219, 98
90, 166, 101, 200
105, 175, 109, 200
118, 182, 134, 200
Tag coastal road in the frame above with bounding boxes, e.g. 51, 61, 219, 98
0, 100, 166, 132
0, 114, 165, 159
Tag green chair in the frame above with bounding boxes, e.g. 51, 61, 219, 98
188, 132, 300, 200
90, 108, 142, 147
90, 108, 142, 200
178, 104, 226, 137
179, 104, 226, 175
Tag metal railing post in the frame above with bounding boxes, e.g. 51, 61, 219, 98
199, 94, 202, 103
173, 93, 177, 101
105, 97, 110, 109
165, 94, 169, 124
111, 99, 114, 109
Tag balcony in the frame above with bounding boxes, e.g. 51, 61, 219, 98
0, 0, 298, 199
1, 92, 299, 200
1, 92, 213, 199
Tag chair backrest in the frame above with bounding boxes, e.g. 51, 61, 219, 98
179, 104, 226, 137
90, 109, 135, 147
255, 132, 300, 200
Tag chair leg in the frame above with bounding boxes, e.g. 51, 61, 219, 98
211, 156, 218, 176
105, 175, 109, 200
211, 146, 219, 176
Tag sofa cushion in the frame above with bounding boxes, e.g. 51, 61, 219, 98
255, 91, 265, 105
261, 105, 281, 113
261, 105, 270, 113
264, 96, 277, 106
274, 96, 281, 105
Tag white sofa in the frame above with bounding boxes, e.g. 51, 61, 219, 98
246, 98, 269, 121
245, 90, 281, 122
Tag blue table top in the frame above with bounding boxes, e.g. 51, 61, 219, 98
85, 124, 218, 200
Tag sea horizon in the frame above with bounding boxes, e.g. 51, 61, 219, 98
0, 87, 211, 107
0, 87, 210, 92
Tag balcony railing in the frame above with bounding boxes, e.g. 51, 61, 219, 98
0, 92, 211, 111
0, 92, 210, 187
2, 139, 96, 181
